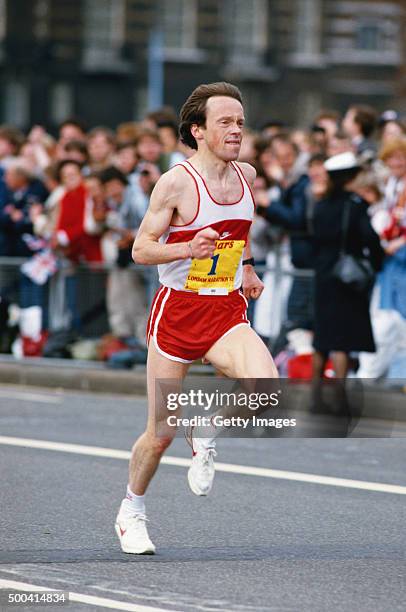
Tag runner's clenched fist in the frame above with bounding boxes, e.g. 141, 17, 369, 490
188, 227, 220, 259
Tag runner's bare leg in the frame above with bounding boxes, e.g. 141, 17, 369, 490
204, 325, 278, 379
129, 342, 190, 494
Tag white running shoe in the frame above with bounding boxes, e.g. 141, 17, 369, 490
115, 513, 156, 555
186, 427, 217, 496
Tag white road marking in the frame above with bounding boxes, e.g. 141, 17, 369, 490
1, 435, 405, 496
0, 390, 62, 404
0, 578, 174, 611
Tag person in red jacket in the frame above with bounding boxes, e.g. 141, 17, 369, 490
53, 160, 102, 263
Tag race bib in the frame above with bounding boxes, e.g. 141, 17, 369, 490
184, 240, 245, 292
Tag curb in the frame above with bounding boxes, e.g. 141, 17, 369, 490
0, 356, 147, 395
0, 356, 214, 395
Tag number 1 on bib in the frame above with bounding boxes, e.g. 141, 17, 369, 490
208, 254, 220, 276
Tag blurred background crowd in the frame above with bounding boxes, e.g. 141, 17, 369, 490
0, 0, 405, 378
0, 102, 405, 378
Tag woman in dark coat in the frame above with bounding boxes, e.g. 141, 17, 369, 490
312, 153, 384, 378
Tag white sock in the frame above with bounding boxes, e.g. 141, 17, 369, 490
120, 485, 146, 517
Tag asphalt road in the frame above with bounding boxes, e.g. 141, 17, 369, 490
0, 385, 405, 612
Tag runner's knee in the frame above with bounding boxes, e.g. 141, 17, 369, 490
133, 431, 174, 457
149, 434, 174, 456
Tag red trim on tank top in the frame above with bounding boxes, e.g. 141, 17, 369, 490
165, 218, 252, 244
169, 164, 200, 228
232, 162, 256, 211
185, 160, 244, 206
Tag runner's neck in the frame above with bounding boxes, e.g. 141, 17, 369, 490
189, 151, 235, 182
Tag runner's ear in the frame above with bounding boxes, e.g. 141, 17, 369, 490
191, 124, 204, 143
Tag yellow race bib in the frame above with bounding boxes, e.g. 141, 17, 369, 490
184, 240, 245, 292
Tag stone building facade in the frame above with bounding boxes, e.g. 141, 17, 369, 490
0, 0, 404, 130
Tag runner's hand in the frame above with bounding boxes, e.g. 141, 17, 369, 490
242, 266, 264, 300
190, 228, 219, 259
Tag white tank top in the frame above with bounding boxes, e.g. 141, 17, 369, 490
158, 160, 255, 293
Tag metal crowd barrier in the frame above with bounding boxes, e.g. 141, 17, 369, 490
0, 256, 315, 340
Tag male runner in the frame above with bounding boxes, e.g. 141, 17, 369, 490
115, 82, 278, 554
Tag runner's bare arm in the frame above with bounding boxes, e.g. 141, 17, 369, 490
238, 163, 264, 300
238, 162, 257, 262
132, 169, 219, 265
236, 162, 257, 259
132, 171, 187, 265
243, 235, 254, 260
242, 239, 264, 299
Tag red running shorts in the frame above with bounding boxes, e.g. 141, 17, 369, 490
146, 286, 250, 363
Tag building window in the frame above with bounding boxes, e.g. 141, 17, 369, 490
161, 0, 197, 50
83, 0, 125, 63
327, 4, 401, 64
356, 20, 382, 51
33, 0, 50, 40
51, 83, 74, 125
225, 0, 268, 65
0, 0, 6, 43
296, 0, 322, 56
5, 80, 29, 127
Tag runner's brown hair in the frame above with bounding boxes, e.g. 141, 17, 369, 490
179, 82, 243, 150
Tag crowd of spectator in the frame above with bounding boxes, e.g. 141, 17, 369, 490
0, 101, 405, 377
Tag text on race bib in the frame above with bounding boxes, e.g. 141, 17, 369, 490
184, 240, 245, 292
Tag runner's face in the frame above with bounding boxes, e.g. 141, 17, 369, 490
201, 96, 244, 161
